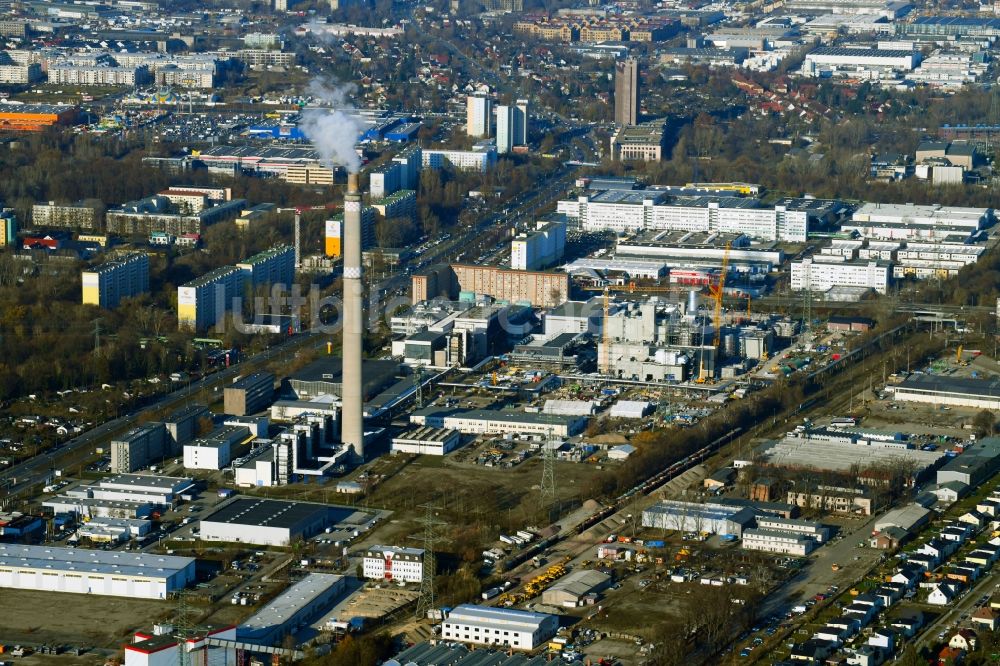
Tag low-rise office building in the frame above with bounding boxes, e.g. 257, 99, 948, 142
409, 408, 586, 438
111, 423, 167, 474
742, 528, 817, 556
183, 426, 250, 470
362, 545, 425, 583
391, 427, 462, 456
441, 605, 559, 651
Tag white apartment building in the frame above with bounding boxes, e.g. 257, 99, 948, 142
466, 95, 492, 138
557, 196, 808, 241
742, 528, 817, 556
0, 62, 41, 83
422, 147, 497, 172
362, 545, 425, 583
496, 99, 529, 154
791, 257, 891, 294
511, 218, 566, 270
48, 64, 150, 86
442, 605, 559, 651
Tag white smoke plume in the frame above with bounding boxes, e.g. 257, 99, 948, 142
299, 79, 363, 174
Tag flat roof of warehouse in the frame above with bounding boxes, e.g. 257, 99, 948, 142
201, 497, 345, 529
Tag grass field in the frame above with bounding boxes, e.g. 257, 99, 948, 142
0, 588, 172, 649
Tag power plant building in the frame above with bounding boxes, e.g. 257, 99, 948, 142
182, 425, 250, 470
0, 544, 195, 600
82, 253, 149, 309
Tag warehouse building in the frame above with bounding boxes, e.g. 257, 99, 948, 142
362, 545, 425, 583
0, 103, 78, 132
390, 642, 588, 666
73, 474, 195, 508
43, 496, 154, 520
409, 407, 587, 438
756, 430, 945, 481
873, 503, 932, 534
391, 427, 462, 456
224, 373, 275, 416
541, 569, 611, 607
888, 375, 1000, 410
111, 423, 168, 474
237, 573, 345, 646
0, 544, 194, 599
642, 500, 757, 537
441, 605, 559, 651
936, 438, 1000, 488
199, 498, 344, 547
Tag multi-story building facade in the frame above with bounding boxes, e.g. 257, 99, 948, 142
32, 201, 100, 230
362, 546, 425, 583
496, 100, 529, 154
790, 257, 891, 294
422, 147, 497, 172
557, 194, 809, 242
466, 95, 492, 138
82, 253, 150, 309
48, 64, 150, 86
511, 218, 566, 270
110, 423, 167, 474
177, 266, 244, 331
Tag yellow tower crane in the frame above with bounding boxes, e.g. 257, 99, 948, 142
700, 243, 731, 381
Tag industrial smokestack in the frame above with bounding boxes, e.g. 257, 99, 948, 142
294, 210, 302, 270
342, 172, 365, 459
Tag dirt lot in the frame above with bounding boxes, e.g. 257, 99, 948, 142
0, 588, 172, 649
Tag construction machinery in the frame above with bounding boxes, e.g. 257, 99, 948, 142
698, 242, 731, 382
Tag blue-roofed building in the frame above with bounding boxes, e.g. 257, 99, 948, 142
385, 122, 421, 142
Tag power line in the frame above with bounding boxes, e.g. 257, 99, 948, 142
540, 428, 557, 513
415, 502, 446, 620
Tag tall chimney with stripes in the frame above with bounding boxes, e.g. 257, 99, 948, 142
342, 173, 365, 459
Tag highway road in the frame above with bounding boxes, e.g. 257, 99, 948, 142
0, 330, 322, 496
